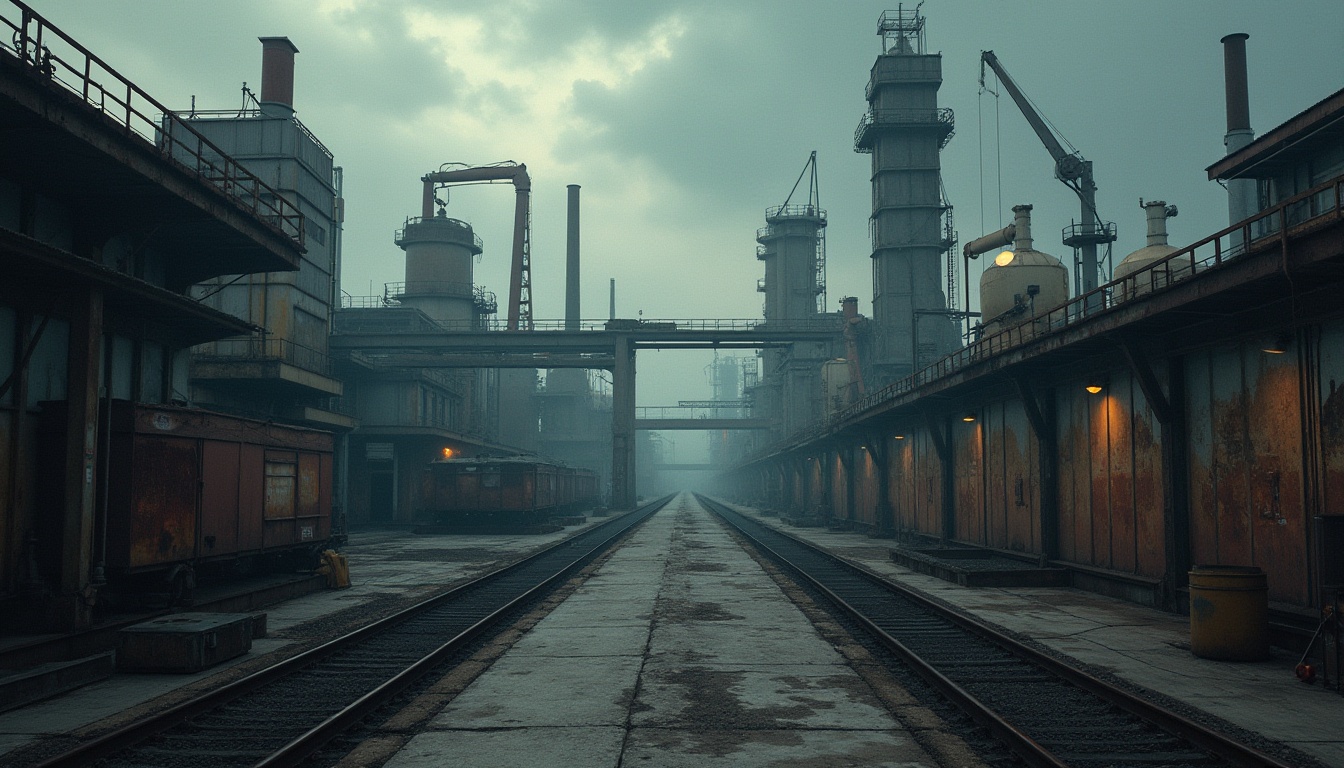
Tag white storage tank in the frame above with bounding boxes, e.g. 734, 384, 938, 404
1114, 200, 1187, 299
979, 204, 1069, 331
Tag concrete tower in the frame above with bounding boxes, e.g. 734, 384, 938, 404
394, 212, 483, 327
855, 8, 959, 384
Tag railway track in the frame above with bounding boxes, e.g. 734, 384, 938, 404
32, 495, 675, 768
697, 494, 1299, 768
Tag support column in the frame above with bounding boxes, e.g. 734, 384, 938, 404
1014, 376, 1059, 561
610, 335, 636, 509
57, 287, 103, 630
923, 410, 955, 544
865, 429, 895, 533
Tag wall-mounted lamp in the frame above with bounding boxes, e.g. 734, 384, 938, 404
1262, 333, 1291, 354
441, 447, 456, 459
894, 434, 906, 440
994, 250, 1015, 267
962, 413, 977, 423
1085, 383, 1104, 394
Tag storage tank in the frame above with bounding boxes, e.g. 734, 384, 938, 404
1114, 200, 1186, 299
979, 205, 1069, 330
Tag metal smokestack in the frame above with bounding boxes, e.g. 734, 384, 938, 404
1221, 33, 1256, 229
566, 185, 581, 331
609, 278, 616, 320
258, 37, 298, 118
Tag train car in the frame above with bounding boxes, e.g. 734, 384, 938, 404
38, 401, 334, 601
422, 456, 599, 528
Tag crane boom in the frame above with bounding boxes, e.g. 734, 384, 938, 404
421, 163, 533, 330
979, 51, 1109, 299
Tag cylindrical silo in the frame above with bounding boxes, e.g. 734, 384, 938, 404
394, 211, 483, 326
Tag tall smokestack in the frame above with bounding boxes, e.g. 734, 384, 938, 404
1221, 33, 1256, 229
609, 278, 616, 320
566, 185, 581, 331
259, 37, 299, 118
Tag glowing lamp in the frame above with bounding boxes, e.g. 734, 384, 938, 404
994, 250, 1015, 267
962, 413, 976, 423
1085, 384, 1104, 394
441, 447, 455, 459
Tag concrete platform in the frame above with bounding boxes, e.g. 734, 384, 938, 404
0, 519, 601, 764
726, 501, 1344, 768
384, 492, 942, 768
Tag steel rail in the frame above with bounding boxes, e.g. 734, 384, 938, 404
698, 494, 1295, 768
32, 495, 674, 768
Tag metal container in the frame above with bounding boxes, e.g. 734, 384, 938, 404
1188, 565, 1270, 660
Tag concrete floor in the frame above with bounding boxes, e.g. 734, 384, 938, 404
384, 492, 942, 768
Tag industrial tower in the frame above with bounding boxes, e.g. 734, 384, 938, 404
755, 153, 828, 440
855, 8, 960, 384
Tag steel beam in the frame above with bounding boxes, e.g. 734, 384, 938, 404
611, 335, 636, 509
635, 418, 772, 431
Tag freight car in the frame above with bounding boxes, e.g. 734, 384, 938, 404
421, 456, 599, 529
38, 401, 334, 604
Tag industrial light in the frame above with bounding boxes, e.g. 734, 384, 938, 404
962, 413, 977, 423
994, 250, 1015, 267
894, 434, 906, 440
1262, 334, 1291, 354
441, 447, 455, 459
1085, 384, 1104, 394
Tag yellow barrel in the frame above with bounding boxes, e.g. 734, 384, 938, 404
1188, 565, 1269, 661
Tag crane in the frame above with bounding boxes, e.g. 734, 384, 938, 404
980, 51, 1114, 300
422, 162, 533, 330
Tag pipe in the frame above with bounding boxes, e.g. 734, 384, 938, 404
566, 184, 581, 331
1142, 200, 1177, 247
1011, 204, 1034, 252
258, 37, 298, 118
1221, 33, 1256, 229
609, 278, 616, 320
963, 224, 1016, 259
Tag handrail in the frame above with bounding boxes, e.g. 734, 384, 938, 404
0, 1, 305, 249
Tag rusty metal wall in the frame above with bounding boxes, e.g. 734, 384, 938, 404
953, 419, 985, 543
1186, 335, 1307, 605
982, 400, 1040, 554
1056, 371, 1165, 578
892, 428, 943, 536
854, 446, 879, 528
831, 451, 849, 523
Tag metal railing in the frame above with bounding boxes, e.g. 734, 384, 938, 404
747, 173, 1344, 462
385, 281, 475, 299
194, 336, 331, 375
854, 107, 955, 149
331, 316, 843, 334
0, 1, 305, 248
176, 107, 334, 162
394, 216, 483, 251
765, 204, 827, 222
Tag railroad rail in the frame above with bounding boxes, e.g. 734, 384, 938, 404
32, 496, 674, 768
697, 494, 1299, 768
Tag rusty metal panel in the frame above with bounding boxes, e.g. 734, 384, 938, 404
264, 451, 298, 520
1320, 321, 1344, 518
1131, 377, 1166, 579
954, 420, 984, 544
855, 449, 877, 527
128, 436, 198, 569
1210, 345, 1253, 565
297, 453, 320, 518
238, 443, 265, 551
1109, 375, 1137, 574
1186, 351, 1219, 566
1090, 381, 1113, 569
200, 441, 240, 557
1055, 390, 1081, 562
1001, 399, 1035, 553
832, 453, 848, 521
984, 403, 1007, 549
917, 429, 942, 536
1248, 344, 1308, 605
318, 453, 333, 539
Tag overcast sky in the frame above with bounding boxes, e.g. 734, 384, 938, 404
28, 0, 1343, 460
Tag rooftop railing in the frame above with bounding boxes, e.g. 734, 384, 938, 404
194, 336, 331, 376
0, 1, 305, 249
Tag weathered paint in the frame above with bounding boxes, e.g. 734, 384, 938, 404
1186, 338, 1308, 605
953, 418, 985, 544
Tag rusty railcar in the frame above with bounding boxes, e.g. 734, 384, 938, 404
422, 457, 599, 527
39, 401, 333, 592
